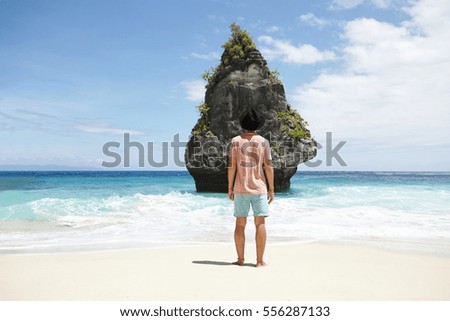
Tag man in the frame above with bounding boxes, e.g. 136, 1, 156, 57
228, 108, 274, 267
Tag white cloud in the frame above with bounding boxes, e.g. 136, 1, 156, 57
191, 52, 220, 60
206, 14, 226, 23
266, 25, 280, 33
0, 98, 142, 136
298, 13, 329, 27
75, 124, 141, 135
181, 80, 206, 102
331, 0, 364, 9
258, 35, 336, 64
371, 0, 391, 8
250, 19, 266, 29
293, 0, 450, 156
331, 0, 392, 9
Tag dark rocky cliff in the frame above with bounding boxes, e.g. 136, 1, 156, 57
185, 24, 317, 192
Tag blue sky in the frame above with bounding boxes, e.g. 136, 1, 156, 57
0, 0, 449, 170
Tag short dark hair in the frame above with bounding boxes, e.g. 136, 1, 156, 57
239, 108, 264, 130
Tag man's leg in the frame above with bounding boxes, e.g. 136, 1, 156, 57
234, 217, 247, 266
254, 216, 267, 267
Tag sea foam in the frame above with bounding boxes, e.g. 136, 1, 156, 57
1, 171, 449, 255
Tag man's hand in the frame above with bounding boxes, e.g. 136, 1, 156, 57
228, 189, 234, 201
267, 189, 274, 204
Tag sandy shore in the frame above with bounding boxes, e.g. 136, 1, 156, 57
1, 242, 449, 300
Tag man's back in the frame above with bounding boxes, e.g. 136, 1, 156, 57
231, 133, 271, 194
228, 108, 274, 267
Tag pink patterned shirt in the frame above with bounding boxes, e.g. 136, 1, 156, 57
230, 133, 272, 194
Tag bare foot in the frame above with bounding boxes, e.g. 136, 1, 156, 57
256, 261, 267, 268
232, 258, 245, 266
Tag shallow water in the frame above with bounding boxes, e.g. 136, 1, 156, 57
1, 171, 449, 255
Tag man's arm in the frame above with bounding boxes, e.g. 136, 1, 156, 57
228, 143, 237, 201
264, 158, 274, 203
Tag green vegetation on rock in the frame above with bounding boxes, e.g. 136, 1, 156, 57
278, 105, 311, 140
201, 23, 283, 88
221, 23, 256, 65
268, 68, 281, 85
201, 23, 257, 88
196, 102, 210, 115
192, 102, 214, 137
201, 66, 218, 84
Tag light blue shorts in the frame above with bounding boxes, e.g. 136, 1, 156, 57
234, 194, 269, 217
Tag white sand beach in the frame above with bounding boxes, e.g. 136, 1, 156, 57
1, 242, 449, 301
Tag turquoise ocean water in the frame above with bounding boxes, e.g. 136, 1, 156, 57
0, 171, 449, 255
